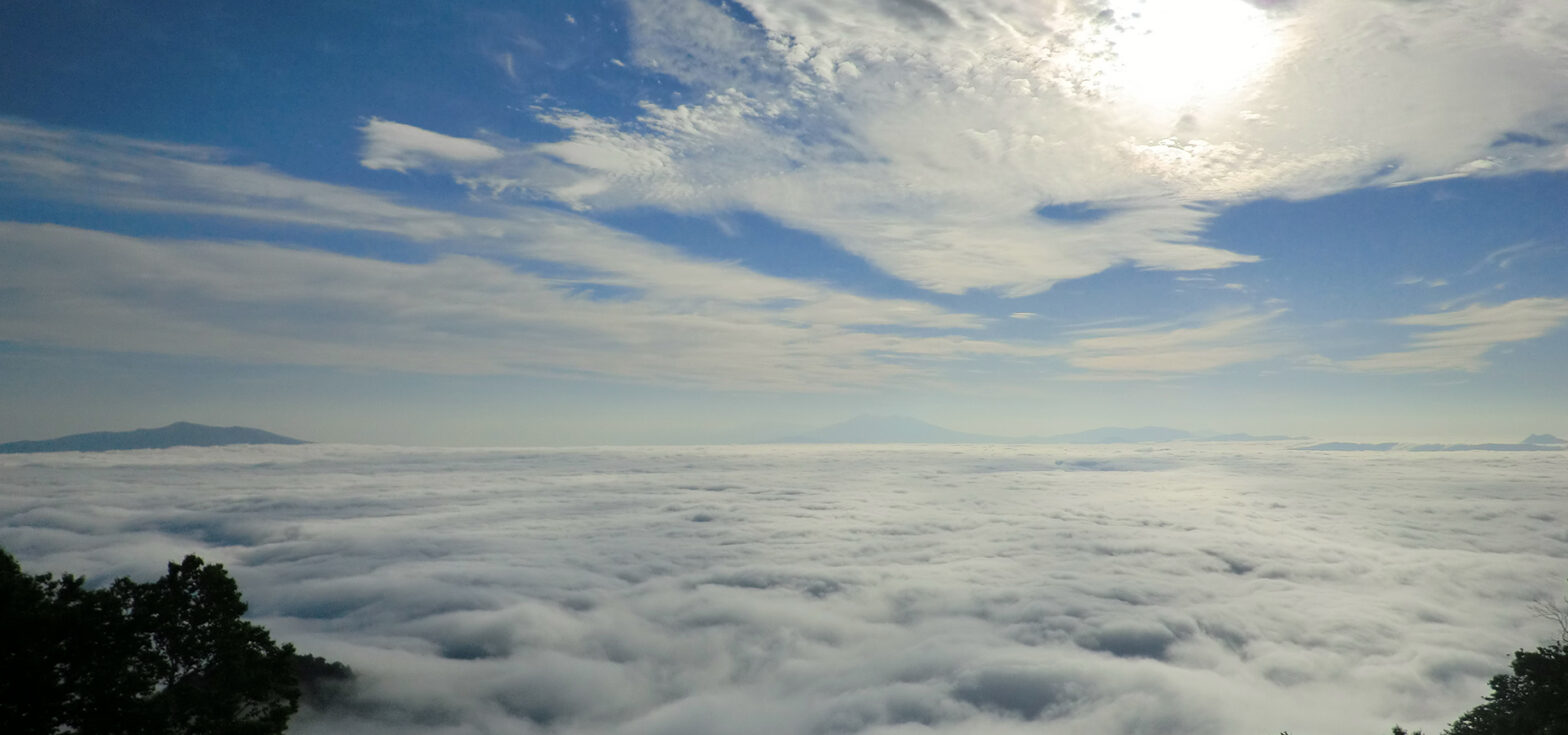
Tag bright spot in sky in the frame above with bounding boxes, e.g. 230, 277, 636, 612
1101, 0, 1283, 112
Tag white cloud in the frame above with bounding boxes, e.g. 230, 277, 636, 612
358, 118, 506, 173
0, 118, 992, 326
1060, 309, 1289, 378
0, 117, 1073, 366
0, 117, 477, 241
0, 222, 1042, 389
418, 0, 1568, 297
0, 118, 1318, 388
507, 93, 1261, 295
2, 443, 1563, 735
1396, 276, 1449, 288
0, 118, 1313, 385
1341, 297, 1568, 373
1465, 240, 1557, 275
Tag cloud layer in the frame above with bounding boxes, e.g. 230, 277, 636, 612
430, 0, 1568, 295
1339, 297, 1568, 373
0, 118, 1070, 390
0, 117, 1312, 387
3, 443, 1564, 734
0, 222, 1042, 388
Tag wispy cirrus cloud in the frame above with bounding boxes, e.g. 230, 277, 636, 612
0, 116, 1322, 386
390, 0, 1568, 301
11, 207, 1085, 394
1396, 276, 1449, 289
0, 222, 1056, 389
1060, 310, 1290, 379
0, 117, 478, 241
0, 118, 1087, 389
1339, 297, 1568, 373
1464, 240, 1558, 275
0, 117, 979, 321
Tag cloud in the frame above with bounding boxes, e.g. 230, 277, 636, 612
0, 117, 1311, 386
0, 118, 988, 325
410, 0, 1568, 297
1060, 309, 1290, 378
1340, 297, 1568, 373
359, 118, 505, 173
1397, 276, 1449, 288
0, 119, 1115, 389
0, 117, 478, 241
1464, 240, 1557, 275
0, 222, 1045, 389
2, 443, 1564, 735
506, 94, 1262, 295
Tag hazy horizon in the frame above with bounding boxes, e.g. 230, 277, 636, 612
2, 414, 1565, 449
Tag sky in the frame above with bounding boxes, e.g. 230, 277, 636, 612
3, 443, 1565, 733
1, 0, 1566, 445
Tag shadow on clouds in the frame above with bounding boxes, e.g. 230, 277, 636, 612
1, 442, 1565, 734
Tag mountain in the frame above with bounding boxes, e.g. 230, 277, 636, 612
1294, 442, 1399, 451
772, 415, 1007, 444
1522, 433, 1566, 445
0, 422, 308, 453
1409, 443, 1563, 452
772, 418, 1212, 445
1036, 426, 1194, 443
1296, 440, 1562, 452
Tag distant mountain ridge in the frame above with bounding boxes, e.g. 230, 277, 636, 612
1295, 435, 1564, 452
770, 416, 1290, 445
765, 417, 1562, 448
0, 422, 308, 453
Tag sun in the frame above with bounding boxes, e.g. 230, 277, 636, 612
1095, 0, 1283, 114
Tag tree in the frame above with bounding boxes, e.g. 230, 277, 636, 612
1387, 582, 1568, 735
1531, 589, 1568, 642
0, 549, 302, 734
1441, 642, 1568, 735
1438, 581, 1568, 735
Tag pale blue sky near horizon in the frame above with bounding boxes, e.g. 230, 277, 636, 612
1, 0, 1566, 445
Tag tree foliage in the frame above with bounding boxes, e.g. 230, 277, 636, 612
0, 549, 301, 735
1441, 641, 1568, 735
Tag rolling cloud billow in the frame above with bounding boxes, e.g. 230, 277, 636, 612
2, 442, 1563, 734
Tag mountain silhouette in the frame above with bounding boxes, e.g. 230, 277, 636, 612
771, 417, 1210, 444
1522, 433, 1566, 445
1297, 439, 1563, 452
0, 422, 308, 453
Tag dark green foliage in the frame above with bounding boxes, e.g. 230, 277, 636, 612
0, 549, 302, 734
292, 652, 356, 708
1442, 642, 1568, 735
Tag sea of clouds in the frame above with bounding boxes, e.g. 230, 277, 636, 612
2, 442, 1565, 734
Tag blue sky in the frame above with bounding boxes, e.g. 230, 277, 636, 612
1, 0, 1566, 444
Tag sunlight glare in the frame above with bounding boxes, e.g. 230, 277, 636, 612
1100, 0, 1282, 112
